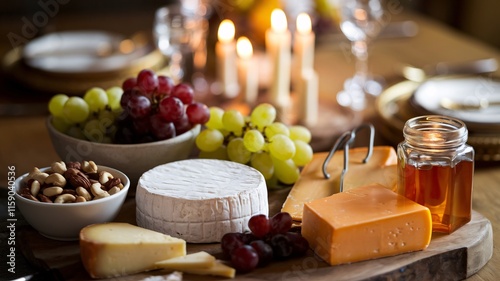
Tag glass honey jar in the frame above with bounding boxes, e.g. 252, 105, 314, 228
397, 115, 474, 234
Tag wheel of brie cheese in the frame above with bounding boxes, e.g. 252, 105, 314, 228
136, 159, 269, 243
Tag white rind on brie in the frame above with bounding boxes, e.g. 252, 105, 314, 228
136, 159, 269, 243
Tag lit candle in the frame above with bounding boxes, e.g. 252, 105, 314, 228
294, 13, 315, 78
293, 13, 318, 126
216, 19, 239, 98
296, 69, 318, 127
236, 37, 258, 105
265, 9, 291, 109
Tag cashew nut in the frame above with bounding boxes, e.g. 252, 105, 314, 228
54, 194, 76, 203
99, 171, 113, 184
45, 173, 67, 187
76, 186, 92, 201
82, 160, 98, 173
94, 192, 110, 199
51, 161, 67, 174
108, 186, 121, 195
30, 180, 41, 197
90, 182, 105, 196
75, 196, 87, 203
32, 172, 50, 184
27, 167, 41, 179
43, 186, 63, 197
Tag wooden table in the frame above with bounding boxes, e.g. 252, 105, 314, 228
0, 11, 499, 281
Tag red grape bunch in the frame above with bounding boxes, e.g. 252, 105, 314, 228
115, 69, 210, 144
221, 212, 309, 273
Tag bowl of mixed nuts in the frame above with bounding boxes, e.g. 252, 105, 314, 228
14, 160, 130, 241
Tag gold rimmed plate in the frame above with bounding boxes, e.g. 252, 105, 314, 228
376, 77, 500, 161
1, 31, 166, 95
409, 75, 500, 130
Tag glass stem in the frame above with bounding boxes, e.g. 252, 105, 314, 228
351, 40, 369, 88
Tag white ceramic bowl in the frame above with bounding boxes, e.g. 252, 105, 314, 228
14, 165, 130, 241
46, 117, 200, 187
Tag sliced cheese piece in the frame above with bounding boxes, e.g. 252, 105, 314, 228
301, 184, 432, 266
136, 159, 268, 243
178, 260, 235, 278
155, 251, 215, 269
80, 223, 186, 279
282, 146, 398, 221
157, 255, 235, 279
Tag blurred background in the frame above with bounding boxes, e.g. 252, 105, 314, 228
1, 0, 499, 104
1, 0, 499, 51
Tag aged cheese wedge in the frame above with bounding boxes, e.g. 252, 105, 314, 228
282, 146, 398, 221
155, 251, 215, 269
301, 184, 432, 266
136, 159, 268, 243
156, 252, 235, 279
80, 223, 186, 279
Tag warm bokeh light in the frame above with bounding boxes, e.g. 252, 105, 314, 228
119, 39, 135, 54
271, 9, 287, 33
218, 19, 235, 43
236, 37, 253, 60
296, 13, 312, 35
354, 8, 367, 21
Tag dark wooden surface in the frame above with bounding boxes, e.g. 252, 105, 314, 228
1, 10, 500, 281
16, 190, 493, 281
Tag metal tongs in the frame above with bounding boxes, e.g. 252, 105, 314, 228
322, 124, 375, 192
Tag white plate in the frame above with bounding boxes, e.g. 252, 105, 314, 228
411, 76, 500, 125
22, 31, 147, 74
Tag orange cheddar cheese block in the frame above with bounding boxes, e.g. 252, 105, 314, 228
282, 146, 398, 222
301, 184, 432, 266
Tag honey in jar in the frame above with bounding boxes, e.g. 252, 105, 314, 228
397, 115, 474, 234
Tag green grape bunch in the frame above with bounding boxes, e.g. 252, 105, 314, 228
196, 103, 314, 187
49, 69, 211, 144
49, 87, 124, 143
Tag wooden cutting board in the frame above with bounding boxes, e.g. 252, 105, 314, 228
17, 189, 493, 281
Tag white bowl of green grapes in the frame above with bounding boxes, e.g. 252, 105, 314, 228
46, 69, 207, 187
194, 103, 314, 188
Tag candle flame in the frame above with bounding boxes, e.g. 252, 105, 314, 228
271, 9, 287, 33
296, 13, 312, 35
236, 37, 253, 60
354, 8, 367, 21
218, 19, 235, 43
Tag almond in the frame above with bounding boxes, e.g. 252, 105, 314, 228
64, 168, 91, 190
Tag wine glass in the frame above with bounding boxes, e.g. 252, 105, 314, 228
336, 0, 386, 111
153, 3, 208, 84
